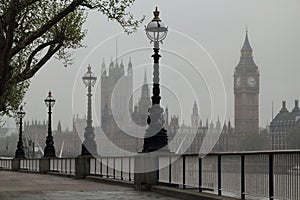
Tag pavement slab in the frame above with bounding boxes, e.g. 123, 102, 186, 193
0, 171, 179, 200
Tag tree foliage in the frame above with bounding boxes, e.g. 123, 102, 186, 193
0, 0, 144, 116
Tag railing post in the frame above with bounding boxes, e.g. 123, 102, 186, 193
129, 157, 131, 181
183, 155, 186, 189
12, 158, 20, 171
241, 154, 245, 200
169, 156, 171, 184
69, 158, 71, 174
39, 158, 50, 174
106, 157, 109, 178
94, 158, 96, 175
218, 155, 222, 196
65, 159, 67, 173
269, 154, 274, 200
134, 154, 159, 191
199, 157, 202, 192
75, 155, 91, 179
121, 157, 123, 180
100, 157, 103, 177
113, 157, 116, 179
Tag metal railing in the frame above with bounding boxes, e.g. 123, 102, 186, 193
20, 158, 40, 171
89, 157, 134, 181
0, 158, 12, 170
0, 150, 299, 200
49, 158, 76, 175
158, 151, 300, 200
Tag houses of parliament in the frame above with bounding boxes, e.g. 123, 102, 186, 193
20, 31, 261, 157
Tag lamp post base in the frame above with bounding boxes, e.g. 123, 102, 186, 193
142, 127, 169, 153
44, 146, 56, 158
142, 104, 169, 153
15, 149, 26, 158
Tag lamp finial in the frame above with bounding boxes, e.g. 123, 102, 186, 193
153, 7, 160, 21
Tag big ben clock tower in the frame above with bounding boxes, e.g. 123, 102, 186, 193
234, 30, 259, 135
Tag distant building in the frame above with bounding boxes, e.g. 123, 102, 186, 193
100, 57, 142, 153
54, 118, 82, 157
191, 101, 200, 128
24, 120, 47, 154
24, 116, 82, 157
166, 100, 240, 153
234, 31, 260, 135
131, 70, 151, 127
270, 100, 300, 150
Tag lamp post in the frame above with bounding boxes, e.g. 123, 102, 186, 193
15, 106, 26, 158
142, 7, 169, 153
44, 91, 56, 157
81, 65, 97, 156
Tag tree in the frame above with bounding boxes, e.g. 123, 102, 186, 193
286, 124, 300, 149
0, 0, 144, 116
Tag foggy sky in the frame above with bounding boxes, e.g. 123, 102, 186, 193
6, 0, 300, 131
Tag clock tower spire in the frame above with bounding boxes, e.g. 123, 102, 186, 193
234, 30, 260, 135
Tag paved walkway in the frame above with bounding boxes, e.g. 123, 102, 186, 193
0, 171, 179, 200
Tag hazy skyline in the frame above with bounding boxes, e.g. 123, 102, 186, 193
5, 0, 300, 131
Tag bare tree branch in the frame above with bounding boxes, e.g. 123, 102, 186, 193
13, 43, 63, 83
25, 39, 61, 71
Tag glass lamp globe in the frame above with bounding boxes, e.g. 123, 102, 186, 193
145, 7, 168, 43
82, 65, 97, 87
17, 105, 26, 118
44, 91, 56, 107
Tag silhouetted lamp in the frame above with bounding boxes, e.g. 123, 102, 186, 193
145, 7, 168, 45
44, 91, 56, 157
15, 105, 26, 158
142, 7, 169, 153
81, 65, 97, 156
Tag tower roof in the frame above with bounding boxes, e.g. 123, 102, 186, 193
141, 70, 150, 99
127, 57, 132, 72
101, 58, 106, 76
192, 101, 198, 116
241, 30, 253, 52
143, 69, 147, 84
236, 29, 257, 68
280, 101, 289, 113
292, 100, 300, 112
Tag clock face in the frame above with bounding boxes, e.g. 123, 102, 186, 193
247, 77, 256, 87
236, 77, 241, 87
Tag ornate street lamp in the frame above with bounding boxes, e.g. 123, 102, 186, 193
142, 7, 169, 153
81, 65, 97, 156
15, 105, 26, 158
44, 91, 56, 157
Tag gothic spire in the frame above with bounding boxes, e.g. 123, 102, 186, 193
120, 59, 125, 74
241, 29, 253, 52
143, 69, 147, 84
141, 70, 150, 99
237, 29, 257, 68
72, 119, 78, 134
101, 58, 106, 76
192, 101, 198, 116
216, 116, 221, 130
109, 56, 114, 75
57, 120, 62, 133
127, 57, 132, 74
